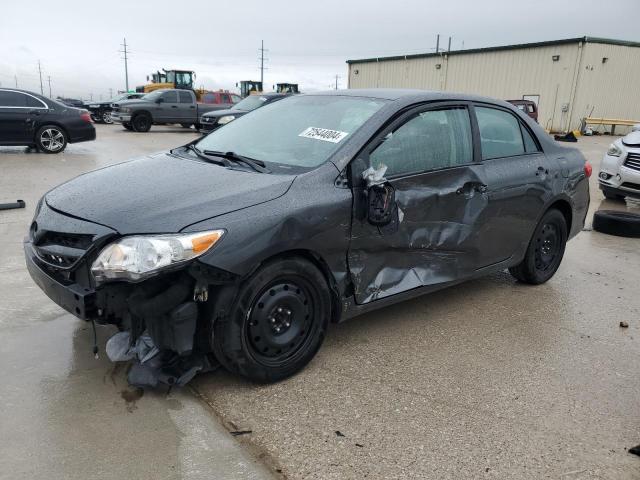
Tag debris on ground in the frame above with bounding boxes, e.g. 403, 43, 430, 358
629, 445, 640, 457
106, 330, 219, 388
335, 430, 345, 437
230, 430, 253, 436
620, 321, 629, 328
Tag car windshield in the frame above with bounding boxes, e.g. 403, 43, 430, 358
195, 95, 387, 170
232, 95, 270, 111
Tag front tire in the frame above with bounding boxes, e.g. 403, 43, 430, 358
509, 209, 567, 285
102, 111, 114, 124
212, 257, 331, 383
35, 125, 67, 153
131, 113, 152, 132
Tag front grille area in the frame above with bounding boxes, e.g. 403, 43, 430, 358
624, 152, 640, 172
34, 231, 94, 269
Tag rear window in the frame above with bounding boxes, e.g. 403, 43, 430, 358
178, 91, 192, 103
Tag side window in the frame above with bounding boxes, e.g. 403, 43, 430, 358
476, 106, 525, 159
26, 95, 45, 108
163, 91, 178, 103
521, 125, 540, 153
231, 94, 242, 103
0, 91, 28, 107
370, 107, 473, 177
178, 91, 192, 103
221, 94, 231, 103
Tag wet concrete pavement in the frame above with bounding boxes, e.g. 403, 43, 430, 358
0, 126, 274, 480
1, 126, 639, 479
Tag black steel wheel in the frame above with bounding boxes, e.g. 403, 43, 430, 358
212, 257, 331, 383
132, 113, 151, 132
509, 209, 567, 284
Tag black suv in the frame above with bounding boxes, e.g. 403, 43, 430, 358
0, 88, 95, 153
86, 92, 146, 124
199, 92, 290, 133
25, 90, 590, 386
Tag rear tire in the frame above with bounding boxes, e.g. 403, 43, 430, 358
509, 209, 567, 285
602, 189, 625, 201
212, 257, 330, 383
35, 125, 67, 154
131, 113, 152, 132
593, 210, 640, 238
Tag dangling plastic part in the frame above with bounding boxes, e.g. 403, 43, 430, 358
90, 318, 99, 359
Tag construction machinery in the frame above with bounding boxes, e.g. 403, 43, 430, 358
136, 69, 214, 101
275, 83, 299, 94
237, 80, 263, 97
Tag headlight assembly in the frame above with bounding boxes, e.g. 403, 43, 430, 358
91, 230, 224, 282
217, 115, 236, 125
607, 143, 622, 157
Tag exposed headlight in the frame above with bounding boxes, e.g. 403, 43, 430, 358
607, 143, 622, 157
217, 115, 236, 125
91, 230, 224, 282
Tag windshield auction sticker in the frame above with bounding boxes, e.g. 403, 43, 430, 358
299, 127, 349, 143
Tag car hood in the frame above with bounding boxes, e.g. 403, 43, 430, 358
45, 152, 295, 234
622, 131, 640, 147
202, 108, 249, 118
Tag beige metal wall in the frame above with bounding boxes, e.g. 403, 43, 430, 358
348, 41, 640, 132
571, 43, 640, 132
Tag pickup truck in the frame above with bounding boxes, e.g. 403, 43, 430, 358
110, 89, 221, 132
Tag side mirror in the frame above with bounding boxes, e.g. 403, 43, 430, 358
367, 183, 396, 226
156, 97, 164, 104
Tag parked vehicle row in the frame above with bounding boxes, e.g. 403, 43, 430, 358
0, 88, 95, 153
23, 90, 591, 386
86, 92, 146, 124
199, 92, 291, 133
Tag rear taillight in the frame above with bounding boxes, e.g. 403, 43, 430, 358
79, 110, 92, 123
584, 161, 593, 178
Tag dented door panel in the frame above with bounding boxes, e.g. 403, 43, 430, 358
349, 164, 491, 304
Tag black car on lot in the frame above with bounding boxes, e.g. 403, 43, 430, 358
86, 92, 146, 124
199, 92, 290, 133
0, 88, 95, 153
24, 89, 590, 386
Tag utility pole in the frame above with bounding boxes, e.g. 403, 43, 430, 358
447, 36, 452, 52
436, 34, 440, 54
47, 76, 52, 97
109, 88, 113, 98
334, 75, 339, 90
259, 40, 266, 87
38, 60, 44, 95
14, 75, 18, 88
119, 38, 130, 92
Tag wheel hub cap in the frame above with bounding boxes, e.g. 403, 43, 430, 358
40, 129, 64, 151
535, 223, 559, 270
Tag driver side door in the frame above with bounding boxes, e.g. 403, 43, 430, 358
348, 102, 492, 304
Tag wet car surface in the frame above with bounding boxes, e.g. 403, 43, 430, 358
22, 90, 590, 386
1, 125, 638, 479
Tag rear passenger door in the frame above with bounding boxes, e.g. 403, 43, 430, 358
348, 102, 493, 304
0, 90, 45, 144
474, 104, 553, 266
177, 90, 196, 122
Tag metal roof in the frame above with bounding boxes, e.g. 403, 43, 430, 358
346, 36, 640, 64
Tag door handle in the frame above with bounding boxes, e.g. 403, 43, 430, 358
189, 105, 195, 109
171, 105, 178, 108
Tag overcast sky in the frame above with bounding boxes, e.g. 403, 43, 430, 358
1, 0, 638, 100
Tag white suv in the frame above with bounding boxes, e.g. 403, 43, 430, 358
599, 130, 640, 200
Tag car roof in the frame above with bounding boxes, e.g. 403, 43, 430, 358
308, 88, 513, 104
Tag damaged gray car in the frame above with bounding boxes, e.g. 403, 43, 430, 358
24, 90, 590, 386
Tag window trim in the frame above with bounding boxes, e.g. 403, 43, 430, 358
473, 102, 543, 161
0, 89, 48, 109
361, 101, 480, 180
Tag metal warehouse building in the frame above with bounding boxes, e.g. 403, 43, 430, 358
347, 37, 640, 133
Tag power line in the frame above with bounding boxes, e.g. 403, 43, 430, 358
119, 38, 130, 92
37, 60, 44, 95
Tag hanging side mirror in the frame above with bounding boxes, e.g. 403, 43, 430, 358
367, 183, 396, 226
